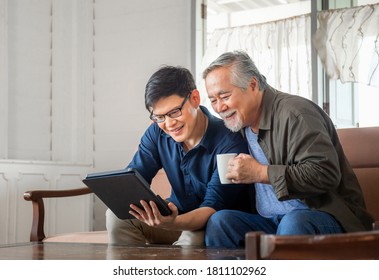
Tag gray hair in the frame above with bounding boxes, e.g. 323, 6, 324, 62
202, 50, 267, 91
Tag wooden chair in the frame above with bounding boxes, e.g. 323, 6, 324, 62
24, 187, 96, 242
24, 169, 171, 242
245, 230, 379, 259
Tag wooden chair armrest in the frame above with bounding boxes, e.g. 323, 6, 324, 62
23, 188, 92, 242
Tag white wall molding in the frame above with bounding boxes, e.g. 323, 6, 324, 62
0, 160, 93, 244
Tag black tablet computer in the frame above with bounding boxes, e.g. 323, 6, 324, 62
82, 168, 171, 219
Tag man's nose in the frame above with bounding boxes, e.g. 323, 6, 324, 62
164, 116, 177, 125
216, 99, 227, 113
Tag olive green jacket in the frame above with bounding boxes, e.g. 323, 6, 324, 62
252, 85, 373, 232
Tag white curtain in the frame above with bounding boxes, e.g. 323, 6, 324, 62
313, 3, 379, 88
199, 14, 312, 108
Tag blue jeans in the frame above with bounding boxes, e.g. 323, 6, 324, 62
205, 209, 344, 248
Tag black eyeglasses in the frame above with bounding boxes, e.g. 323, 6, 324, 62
150, 93, 191, 123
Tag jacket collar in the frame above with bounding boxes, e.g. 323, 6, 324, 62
259, 85, 278, 131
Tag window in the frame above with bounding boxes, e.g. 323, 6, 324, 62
202, 0, 379, 128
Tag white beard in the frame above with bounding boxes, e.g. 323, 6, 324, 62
219, 111, 243, 132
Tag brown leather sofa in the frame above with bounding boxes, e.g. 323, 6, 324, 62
337, 126, 379, 222
24, 126, 379, 245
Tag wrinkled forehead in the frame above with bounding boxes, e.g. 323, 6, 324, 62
206, 71, 233, 97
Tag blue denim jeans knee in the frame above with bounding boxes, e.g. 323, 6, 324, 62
275, 209, 344, 235
205, 209, 344, 248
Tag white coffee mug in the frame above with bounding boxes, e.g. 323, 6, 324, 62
216, 153, 237, 184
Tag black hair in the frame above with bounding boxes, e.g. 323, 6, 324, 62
145, 66, 196, 111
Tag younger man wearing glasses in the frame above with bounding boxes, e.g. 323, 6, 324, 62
106, 66, 252, 246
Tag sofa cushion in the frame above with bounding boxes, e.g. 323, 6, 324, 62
337, 127, 379, 223
338, 127, 379, 168
43, 231, 108, 243
353, 168, 379, 221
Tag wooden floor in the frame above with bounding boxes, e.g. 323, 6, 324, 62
0, 242, 245, 260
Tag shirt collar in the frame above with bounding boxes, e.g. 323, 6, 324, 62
197, 105, 217, 151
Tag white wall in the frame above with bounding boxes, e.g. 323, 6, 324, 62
92, 0, 194, 171
0, 0, 195, 244
91, 0, 195, 229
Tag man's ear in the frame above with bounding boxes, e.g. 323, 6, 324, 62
249, 77, 259, 92
190, 89, 201, 106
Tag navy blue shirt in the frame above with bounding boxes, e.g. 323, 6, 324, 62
128, 106, 252, 214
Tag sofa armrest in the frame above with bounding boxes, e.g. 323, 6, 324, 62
246, 230, 379, 259
23, 188, 92, 242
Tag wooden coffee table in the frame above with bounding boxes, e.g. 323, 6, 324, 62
0, 242, 245, 260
